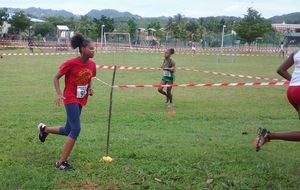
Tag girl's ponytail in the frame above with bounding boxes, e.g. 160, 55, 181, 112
71, 33, 91, 54
169, 48, 175, 55
71, 33, 85, 50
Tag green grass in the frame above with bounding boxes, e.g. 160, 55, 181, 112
1, 50, 300, 189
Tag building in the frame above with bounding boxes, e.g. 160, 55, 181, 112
1, 17, 45, 39
0, 21, 11, 38
272, 22, 300, 45
57, 25, 73, 41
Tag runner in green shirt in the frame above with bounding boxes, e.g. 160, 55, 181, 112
158, 48, 176, 106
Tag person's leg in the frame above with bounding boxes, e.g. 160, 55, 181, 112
45, 103, 82, 135
59, 137, 76, 163
44, 114, 72, 136
255, 88, 300, 151
58, 104, 82, 164
158, 80, 168, 100
287, 87, 300, 115
167, 86, 173, 104
269, 131, 300, 141
38, 119, 71, 143
44, 126, 62, 135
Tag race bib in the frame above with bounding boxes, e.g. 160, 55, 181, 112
76, 85, 88, 98
163, 70, 171, 77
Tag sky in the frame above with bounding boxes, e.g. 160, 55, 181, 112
1, 0, 300, 18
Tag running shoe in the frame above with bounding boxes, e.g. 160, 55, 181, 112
37, 123, 48, 143
255, 128, 270, 152
168, 102, 174, 108
55, 161, 73, 171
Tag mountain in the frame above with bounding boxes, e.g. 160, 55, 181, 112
268, 12, 300, 24
3, 7, 78, 18
2, 6, 300, 25
86, 9, 142, 19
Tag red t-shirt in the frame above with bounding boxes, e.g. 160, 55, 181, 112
58, 57, 96, 107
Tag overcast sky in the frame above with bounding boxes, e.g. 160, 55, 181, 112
1, 0, 299, 18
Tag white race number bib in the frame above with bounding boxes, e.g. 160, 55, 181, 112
76, 85, 88, 98
163, 70, 171, 77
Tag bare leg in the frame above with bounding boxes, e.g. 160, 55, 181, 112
158, 88, 168, 97
270, 104, 300, 141
158, 81, 168, 98
167, 86, 173, 103
44, 127, 61, 135
270, 131, 300, 141
58, 137, 75, 163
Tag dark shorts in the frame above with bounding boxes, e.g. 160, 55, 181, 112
162, 77, 174, 84
59, 103, 82, 140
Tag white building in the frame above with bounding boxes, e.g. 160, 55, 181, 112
0, 17, 45, 37
272, 22, 300, 33
0, 21, 11, 37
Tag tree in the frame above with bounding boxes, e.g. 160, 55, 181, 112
0, 8, 9, 26
93, 16, 115, 35
33, 22, 56, 37
186, 20, 199, 40
147, 20, 163, 39
116, 23, 129, 33
45, 16, 67, 26
65, 17, 81, 32
9, 11, 32, 34
166, 14, 188, 40
147, 20, 161, 30
78, 15, 97, 39
235, 8, 271, 46
127, 19, 137, 40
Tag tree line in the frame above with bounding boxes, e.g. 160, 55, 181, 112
0, 8, 276, 47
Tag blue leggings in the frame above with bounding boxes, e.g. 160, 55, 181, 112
59, 103, 82, 140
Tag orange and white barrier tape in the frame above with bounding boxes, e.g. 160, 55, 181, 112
0, 52, 77, 56
0, 46, 289, 57
0, 50, 284, 57
0, 45, 69, 49
111, 81, 289, 89
96, 65, 285, 82
201, 70, 286, 82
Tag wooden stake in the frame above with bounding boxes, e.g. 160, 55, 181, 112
106, 65, 117, 156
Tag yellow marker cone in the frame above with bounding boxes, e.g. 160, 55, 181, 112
101, 156, 113, 163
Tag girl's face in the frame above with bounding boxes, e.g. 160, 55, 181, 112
164, 50, 171, 58
82, 43, 95, 58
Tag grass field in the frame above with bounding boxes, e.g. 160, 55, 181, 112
1, 49, 300, 189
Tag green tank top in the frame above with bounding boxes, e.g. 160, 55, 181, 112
162, 59, 175, 78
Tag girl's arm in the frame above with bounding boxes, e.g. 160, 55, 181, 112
88, 81, 94, 96
53, 73, 65, 106
277, 52, 295, 81
161, 60, 166, 69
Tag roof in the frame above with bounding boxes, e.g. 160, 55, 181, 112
286, 33, 300, 37
272, 23, 300, 30
57, 25, 69, 31
29, 17, 45, 23
147, 28, 156, 32
138, 28, 146, 31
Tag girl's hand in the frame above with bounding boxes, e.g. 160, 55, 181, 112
55, 94, 65, 106
88, 88, 94, 96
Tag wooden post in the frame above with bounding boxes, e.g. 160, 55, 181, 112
105, 65, 117, 156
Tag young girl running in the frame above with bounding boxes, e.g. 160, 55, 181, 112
255, 50, 300, 152
37, 33, 96, 170
158, 48, 176, 107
